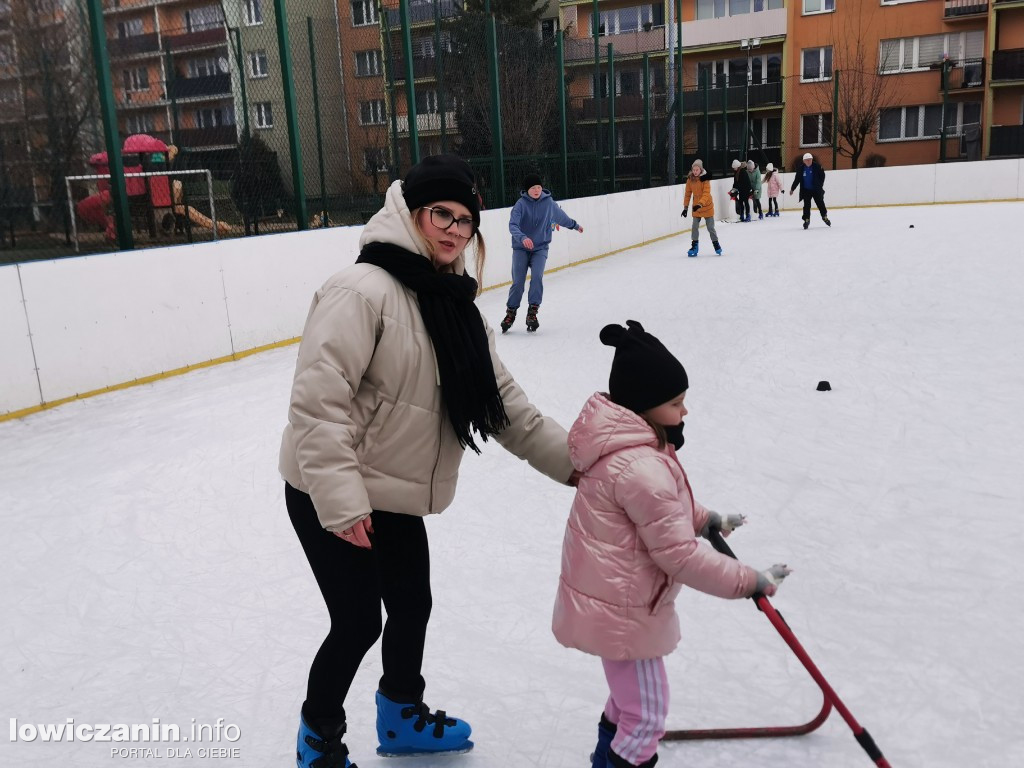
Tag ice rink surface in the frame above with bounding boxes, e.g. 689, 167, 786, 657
2, 201, 1023, 767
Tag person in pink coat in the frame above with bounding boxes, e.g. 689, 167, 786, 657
552, 320, 792, 768
764, 162, 783, 217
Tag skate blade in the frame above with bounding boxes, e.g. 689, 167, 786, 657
376, 740, 474, 757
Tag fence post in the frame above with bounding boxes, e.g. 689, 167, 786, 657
307, 18, 328, 225
381, 10, 401, 181
557, 32, 569, 196
85, 0, 133, 250
486, 11, 505, 206
399, 0, 420, 165
230, 27, 251, 140
273, 0, 308, 229
592, 0, 602, 194
608, 44, 615, 193
675, 0, 683, 180
722, 80, 728, 173
434, 0, 447, 153
832, 69, 839, 170
939, 60, 950, 163
702, 68, 710, 171
642, 53, 651, 188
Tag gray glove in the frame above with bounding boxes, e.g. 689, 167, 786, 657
701, 510, 747, 538
754, 564, 792, 597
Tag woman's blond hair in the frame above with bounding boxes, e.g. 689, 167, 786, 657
411, 208, 487, 292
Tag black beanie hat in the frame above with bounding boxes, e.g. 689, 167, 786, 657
403, 154, 481, 226
522, 172, 543, 191
600, 320, 689, 414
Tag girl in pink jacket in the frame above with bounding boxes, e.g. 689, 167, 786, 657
764, 162, 783, 217
552, 320, 791, 768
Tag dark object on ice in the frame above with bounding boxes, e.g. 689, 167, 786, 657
664, 529, 895, 768
816, 381, 831, 391
909, 225, 915, 229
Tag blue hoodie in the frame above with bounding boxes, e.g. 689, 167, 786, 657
509, 189, 578, 252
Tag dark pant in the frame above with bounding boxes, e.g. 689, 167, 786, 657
752, 197, 762, 216
802, 190, 828, 220
768, 197, 779, 215
286, 483, 431, 723
735, 197, 750, 220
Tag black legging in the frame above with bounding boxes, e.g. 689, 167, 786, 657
286, 483, 431, 723
768, 197, 779, 215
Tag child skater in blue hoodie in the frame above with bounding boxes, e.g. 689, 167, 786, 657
501, 172, 583, 333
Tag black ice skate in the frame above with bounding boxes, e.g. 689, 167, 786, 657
500, 307, 517, 333
823, 217, 831, 227
525, 304, 540, 333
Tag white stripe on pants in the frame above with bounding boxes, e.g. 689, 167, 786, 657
601, 657, 669, 765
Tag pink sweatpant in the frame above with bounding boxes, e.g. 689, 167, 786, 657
601, 657, 670, 765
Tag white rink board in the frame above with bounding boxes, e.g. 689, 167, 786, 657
934, 158, 1019, 202
18, 247, 232, 404
0, 266, 39, 414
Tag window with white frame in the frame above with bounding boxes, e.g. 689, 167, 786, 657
415, 90, 439, 114
116, 18, 144, 38
801, 112, 832, 146
541, 18, 559, 40
125, 113, 156, 134
355, 49, 382, 77
749, 115, 783, 147
879, 30, 984, 73
878, 102, 981, 140
195, 105, 235, 128
248, 50, 269, 78
697, 54, 781, 87
254, 101, 273, 129
801, 47, 833, 82
593, 5, 664, 35
364, 147, 389, 173
351, 0, 378, 27
185, 5, 224, 33
802, 0, 835, 14
122, 67, 149, 92
360, 99, 386, 125
697, 0, 781, 20
616, 125, 643, 157
186, 57, 222, 78
244, 0, 263, 26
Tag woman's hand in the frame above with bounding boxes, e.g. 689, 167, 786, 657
334, 517, 374, 549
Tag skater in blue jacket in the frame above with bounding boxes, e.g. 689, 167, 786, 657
501, 173, 583, 333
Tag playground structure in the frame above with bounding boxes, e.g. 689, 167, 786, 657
69, 134, 235, 251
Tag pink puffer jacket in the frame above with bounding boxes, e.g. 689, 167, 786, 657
766, 172, 782, 197
552, 393, 758, 660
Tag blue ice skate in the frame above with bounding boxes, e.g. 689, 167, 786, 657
590, 713, 617, 768
713, 242, 723, 256
686, 241, 698, 257
296, 712, 354, 768
375, 690, 473, 756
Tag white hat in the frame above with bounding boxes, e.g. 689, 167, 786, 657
731, 159, 741, 169
802, 152, 813, 160
765, 163, 774, 171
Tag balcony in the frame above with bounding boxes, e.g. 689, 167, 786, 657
385, 0, 462, 28
989, 124, 1024, 156
681, 81, 784, 113
107, 33, 160, 58
564, 27, 666, 63
574, 93, 668, 121
168, 74, 232, 101
943, 0, 989, 17
103, 0, 175, 13
396, 111, 457, 134
681, 7, 786, 50
174, 125, 238, 148
163, 26, 227, 52
390, 56, 440, 82
944, 58, 985, 89
992, 49, 1024, 81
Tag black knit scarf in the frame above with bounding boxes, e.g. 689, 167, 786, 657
357, 242, 509, 453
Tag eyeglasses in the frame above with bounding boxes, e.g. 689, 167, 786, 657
423, 206, 475, 239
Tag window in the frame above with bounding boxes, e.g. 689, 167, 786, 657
195, 106, 235, 128
880, 31, 984, 73
697, 0, 780, 19
244, 0, 263, 26
185, 5, 224, 33
186, 57, 222, 78
803, 0, 835, 13
616, 125, 643, 157
541, 18, 559, 40
125, 114, 156, 134
116, 18, 144, 38
801, 113, 832, 146
801, 47, 833, 81
698, 54, 781, 87
355, 49, 382, 77
122, 68, 149, 92
254, 101, 273, 129
879, 103, 981, 141
594, 5, 663, 35
415, 90, 439, 114
351, 0, 378, 27
364, 148, 389, 174
360, 99, 386, 125
0, 84, 19, 104
248, 50, 269, 78
749, 116, 783, 148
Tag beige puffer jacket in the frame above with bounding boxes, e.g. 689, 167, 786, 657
279, 181, 574, 532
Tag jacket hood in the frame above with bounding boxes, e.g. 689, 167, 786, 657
568, 392, 660, 472
520, 189, 553, 201
359, 179, 466, 275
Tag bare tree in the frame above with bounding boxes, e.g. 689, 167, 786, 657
809, 3, 902, 169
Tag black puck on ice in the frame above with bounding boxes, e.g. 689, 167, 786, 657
909, 225, 915, 228
816, 381, 831, 391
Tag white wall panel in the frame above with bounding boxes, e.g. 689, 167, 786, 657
0, 266, 41, 415
19, 246, 232, 404
856, 164, 937, 206
934, 158, 1018, 202
1017, 159, 1024, 200
222, 227, 361, 353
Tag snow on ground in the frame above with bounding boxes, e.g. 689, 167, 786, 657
2, 201, 1023, 768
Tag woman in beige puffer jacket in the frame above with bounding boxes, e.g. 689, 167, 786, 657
281, 155, 575, 767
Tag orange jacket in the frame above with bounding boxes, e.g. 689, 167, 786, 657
683, 170, 714, 218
